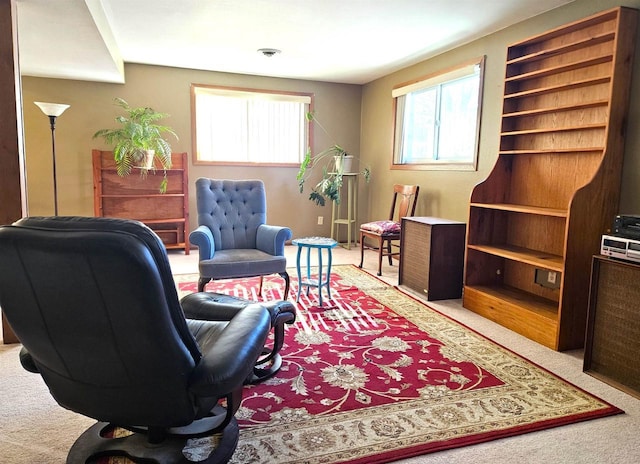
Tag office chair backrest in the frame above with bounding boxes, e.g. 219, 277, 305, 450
0, 216, 202, 426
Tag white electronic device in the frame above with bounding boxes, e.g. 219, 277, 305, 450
601, 234, 640, 264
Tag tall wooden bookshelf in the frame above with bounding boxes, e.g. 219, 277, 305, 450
92, 150, 190, 253
463, 7, 637, 351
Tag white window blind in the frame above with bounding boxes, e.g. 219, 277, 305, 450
192, 85, 311, 164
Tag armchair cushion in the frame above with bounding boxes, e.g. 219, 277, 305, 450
198, 249, 287, 280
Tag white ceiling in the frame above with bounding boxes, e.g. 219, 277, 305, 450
16, 0, 575, 85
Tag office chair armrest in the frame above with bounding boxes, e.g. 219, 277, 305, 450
181, 292, 250, 321
181, 291, 296, 324
189, 225, 215, 260
189, 304, 270, 395
256, 224, 292, 255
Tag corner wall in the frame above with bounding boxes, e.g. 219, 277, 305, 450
21, 64, 362, 239
360, 0, 640, 224
21, 0, 640, 242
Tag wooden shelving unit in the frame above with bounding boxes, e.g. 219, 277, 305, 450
463, 7, 637, 351
92, 150, 190, 253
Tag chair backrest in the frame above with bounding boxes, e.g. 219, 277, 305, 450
0, 216, 202, 427
195, 178, 267, 250
389, 184, 420, 221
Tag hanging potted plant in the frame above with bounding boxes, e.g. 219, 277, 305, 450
92, 97, 178, 193
296, 112, 370, 206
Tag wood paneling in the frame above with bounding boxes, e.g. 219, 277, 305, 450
0, 0, 24, 344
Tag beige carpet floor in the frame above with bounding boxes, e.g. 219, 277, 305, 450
1, 245, 640, 463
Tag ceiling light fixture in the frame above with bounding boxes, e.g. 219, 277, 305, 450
258, 48, 281, 57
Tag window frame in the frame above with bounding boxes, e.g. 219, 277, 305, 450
190, 84, 314, 167
391, 56, 485, 171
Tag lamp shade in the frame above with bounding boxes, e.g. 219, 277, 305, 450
34, 101, 70, 117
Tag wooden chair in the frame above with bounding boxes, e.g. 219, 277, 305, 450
359, 184, 419, 276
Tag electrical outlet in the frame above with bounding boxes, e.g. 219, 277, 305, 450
534, 268, 560, 289
317, 216, 324, 225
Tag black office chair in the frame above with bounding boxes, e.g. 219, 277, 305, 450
0, 216, 272, 464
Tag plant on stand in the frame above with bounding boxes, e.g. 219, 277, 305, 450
93, 97, 178, 193
296, 112, 370, 206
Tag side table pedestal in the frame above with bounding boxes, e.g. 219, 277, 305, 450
292, 237, 338, 306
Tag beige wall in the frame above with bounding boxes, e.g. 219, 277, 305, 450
22, 64, 361, 239
21, 0, 640, 245
360, 0, 640, 224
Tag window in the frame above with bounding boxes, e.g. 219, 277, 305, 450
392, 57, 484, 170
191, 85, 312, 165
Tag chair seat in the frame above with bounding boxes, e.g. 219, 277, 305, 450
360, 220, 401, 235
199, 249, 287, 280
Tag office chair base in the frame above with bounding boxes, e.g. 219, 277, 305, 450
248, 351, 283, 384
66, 419, 239, 464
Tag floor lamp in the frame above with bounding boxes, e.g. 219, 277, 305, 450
34, 101, 70, 216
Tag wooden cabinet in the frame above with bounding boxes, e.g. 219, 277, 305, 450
92, 150, 190, 253
463, 7, 637, 350
584, 256, 640, 399
399, 217, 466, 301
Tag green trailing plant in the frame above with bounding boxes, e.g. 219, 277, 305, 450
93, 97, 178, 193
296, 112, 370, 206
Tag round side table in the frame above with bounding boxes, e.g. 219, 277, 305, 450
291, 236, 338, 306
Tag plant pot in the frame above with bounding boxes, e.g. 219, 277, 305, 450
335, 154, 354, 173
141, 149, 155, 169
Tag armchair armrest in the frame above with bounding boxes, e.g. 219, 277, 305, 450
256, 224, 292, 256
189, 225, 215, 260
189, 304, 270, 396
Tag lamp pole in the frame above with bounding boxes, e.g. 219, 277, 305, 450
34, 102, 70, 216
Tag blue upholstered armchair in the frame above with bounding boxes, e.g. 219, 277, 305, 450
190, 178, 292, 296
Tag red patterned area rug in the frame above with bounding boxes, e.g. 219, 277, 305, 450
168, 265, 622, 464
